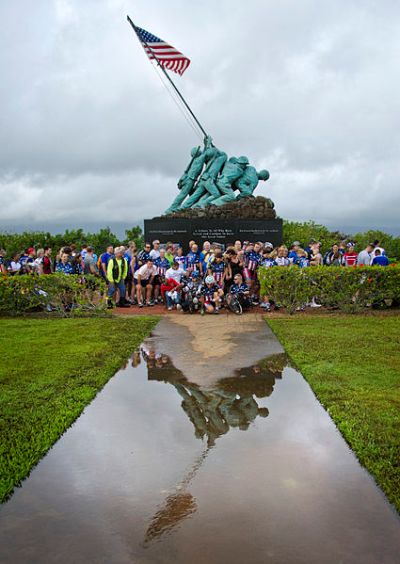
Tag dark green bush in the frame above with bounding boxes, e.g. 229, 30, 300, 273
259, 265, 400, 314
0, 274, 107, 317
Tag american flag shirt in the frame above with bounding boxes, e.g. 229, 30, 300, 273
244, 251, 261, 271
261, 257, 277, 268
210, 260, 225, 286
186, 251, 202, 273
201, 283, 219, 303
174, 255, 187, 270
230, 283, 248, 295
154, 257, 170, 277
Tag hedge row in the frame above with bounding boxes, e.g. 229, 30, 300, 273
258, 265, 400, 314
0, 274, 107, 316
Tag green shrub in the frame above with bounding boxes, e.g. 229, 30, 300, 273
0, 274, 107, 317
259, 265, 400, 314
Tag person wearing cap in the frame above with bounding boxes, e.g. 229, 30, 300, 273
149, 240, 161, 261
133, 258, 157, 307
107, 246, 129, 308
200, 275, 224, 314
343, 243, 358, 267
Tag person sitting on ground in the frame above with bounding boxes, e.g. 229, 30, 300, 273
134, 258, 157, 307
160, 260, 185, 304
200, 275, 224, 314
343, 243, 358, 267
227, 273, 251, 310
153, 249, 171, 303
107, 246, 129, 308
180, 270, 201, 312
371, 249, 390, 266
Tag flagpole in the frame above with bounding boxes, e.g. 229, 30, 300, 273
127, 15, 209, 139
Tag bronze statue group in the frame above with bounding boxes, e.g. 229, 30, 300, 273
165, 136, 270, 213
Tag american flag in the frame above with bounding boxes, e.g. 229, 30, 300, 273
134, 25, 191, 76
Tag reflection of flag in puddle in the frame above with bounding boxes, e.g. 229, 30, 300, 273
143, 449, 208, 545
144, 491, 197, 544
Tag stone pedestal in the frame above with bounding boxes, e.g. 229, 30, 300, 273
144, 196, 282, 249
144, 217, 282, 249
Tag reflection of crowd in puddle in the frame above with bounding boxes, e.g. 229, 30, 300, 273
134, 345, 287, 447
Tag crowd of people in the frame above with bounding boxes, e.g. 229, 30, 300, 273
0, 238, 390, 313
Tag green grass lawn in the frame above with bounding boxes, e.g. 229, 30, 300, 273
0, 316, 159, 502
267, 313, 400, 513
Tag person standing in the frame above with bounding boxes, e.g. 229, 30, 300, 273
343, 244, 358, 267
371, 249, 390, 266
83, 247, 99, 276
0, 249, 6, 276
149, 240, 161, 261
42, 247, 53, 274
357, 244, 374, 266
107, 247, 129, 308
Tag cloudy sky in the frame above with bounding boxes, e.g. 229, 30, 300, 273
1, 0, 399, 235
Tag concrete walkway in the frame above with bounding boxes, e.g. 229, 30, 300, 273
0, 317, 399, 563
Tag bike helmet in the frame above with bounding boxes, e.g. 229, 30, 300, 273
205, 275, 215, 284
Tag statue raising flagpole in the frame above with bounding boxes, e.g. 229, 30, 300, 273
127, 15, 275, 231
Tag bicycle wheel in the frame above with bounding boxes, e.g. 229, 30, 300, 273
228, 297, 242, 315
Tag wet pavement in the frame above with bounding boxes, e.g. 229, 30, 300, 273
1, 317, 399, 563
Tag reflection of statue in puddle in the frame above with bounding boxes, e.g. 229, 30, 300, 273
144, 349, 287, 447
136, 347, 287, 545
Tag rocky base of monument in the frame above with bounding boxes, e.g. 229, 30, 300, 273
159, 196, 277, 220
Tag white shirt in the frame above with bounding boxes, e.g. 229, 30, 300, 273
9, 261, 21, 273
165, 267, 184, 283
357, 249, 372, 266
150, 249, 160, 260
134, 264, 157, 280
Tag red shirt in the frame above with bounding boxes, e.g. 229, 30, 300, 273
42, 255, 52, 274
344, 252, 358, 266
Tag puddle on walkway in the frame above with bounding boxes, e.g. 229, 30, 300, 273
1, 321, 399, 564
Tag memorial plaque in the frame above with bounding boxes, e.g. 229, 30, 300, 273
145, 218, 282, 249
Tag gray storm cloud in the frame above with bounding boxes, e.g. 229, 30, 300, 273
0, 0, 399, 232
